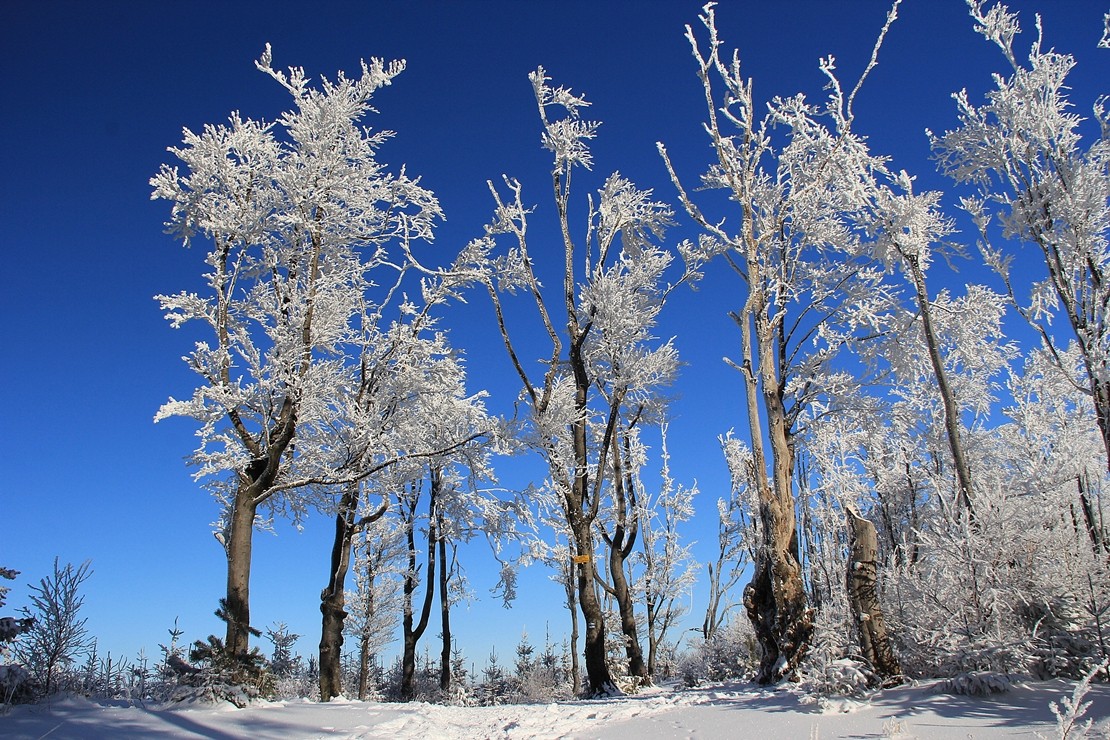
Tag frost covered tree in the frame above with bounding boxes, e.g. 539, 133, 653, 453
932, 2, 1110, 506
314, 321, 493, 702
391, 445, 500, 701
629, 425, 698, 678
710, 434, 758, 642
13, 559, 93, 698
344, 518, 404, 700
152, 47, 441, 659
455, 69, 708, 695
660, 3, 899, 683
395, 464, 449, 702
871, 176, 979, 517
265, 622, 301, 678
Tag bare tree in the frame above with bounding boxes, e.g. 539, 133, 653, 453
455, 69, 707, 695
630, 425, 698, 678
14, 559, 93, 698
660, 3, 900, 682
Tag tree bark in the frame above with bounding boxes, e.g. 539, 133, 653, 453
357, 602, 374, 700
1078, 474, 1106, 556
606, 542, 648, 682
845, 508, 900, 680
223, 397, 298, 659
597, 433, 649, 684
567, 321, 616, 696
569, 511, 613, 696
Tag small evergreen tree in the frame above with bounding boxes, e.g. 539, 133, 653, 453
514, 630, 534, 679
265, 622, 301, 678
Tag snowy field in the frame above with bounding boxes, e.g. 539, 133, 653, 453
4, 679, 1108, 739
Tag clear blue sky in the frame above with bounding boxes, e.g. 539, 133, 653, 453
3, 1, 1107, 669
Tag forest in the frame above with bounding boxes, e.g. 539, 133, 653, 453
3, 1, 1110, 732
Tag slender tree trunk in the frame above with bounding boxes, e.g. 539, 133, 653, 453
845, 508, 900, 680
401, 472, 439, 702
357, 611, 373, 700
906, 256, 975, 518
599, 434, 649, 684
562, 560, 581, 696
702, 560, 727, 640
1078, 474, 1106, 555
319, 485, 388, 701
355, 533, 384, 701
644, 556, 660, 678
438, 534, 451, 692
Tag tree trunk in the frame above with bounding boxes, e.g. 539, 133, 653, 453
224, 488, 260, 658
319, 487, 357, 702
570, 513, 613, 696
438, 534, 451, 692
400, 472, 439, 702
357, 615, 373, 700
599, 434, 649, 684
1078, 474, 1106, 556
562, 559, 581, 696
223, 402, 297, 658
742, 307, 813, 684
318, 591, 348, 701
607, 544, 648, 683
645, 569, 660, 678
354, 534, 383, 701
906, 256, 975, 519
567, 323, 616, 697
319, 485, 387, 702
845, 508, 900, 680
744, 519, 810, 685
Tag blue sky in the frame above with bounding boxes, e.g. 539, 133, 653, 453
3, 1, 1108, 669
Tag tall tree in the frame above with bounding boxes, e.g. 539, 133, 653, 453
660, 3, 899, 682
455, 69, 707, 694
152, 47, 441, 659
872, 177, 978, 517
933, 2, 1110, 489
314, 322, 492, 702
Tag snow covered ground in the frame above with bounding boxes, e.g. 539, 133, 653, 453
4, 678, 1108, 739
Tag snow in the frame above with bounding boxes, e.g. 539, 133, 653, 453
3, 679, 1107, 739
